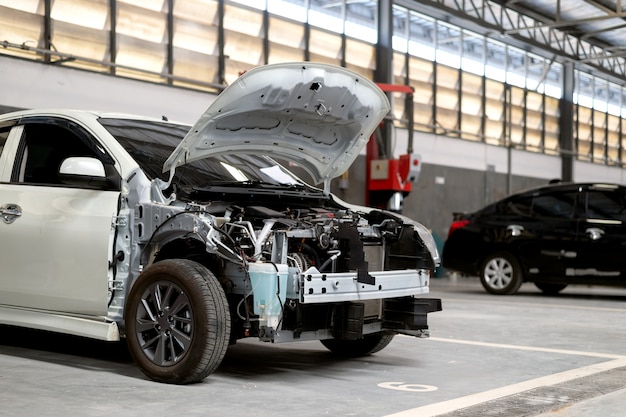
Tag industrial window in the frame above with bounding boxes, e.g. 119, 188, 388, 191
223, 3, 264, 83
172, 0, 220, 87
345, 38, 375, 80
460, 72, 483, 141
544, 96, 560, 154
435, 64, 460, 136
49, 0, 109, 71
607, 114, 621, 165
593, 110, 607, 164
116, 1, 167, 81
525, 91, 544, 152
268, 17, 305, 64
309, 27, 343, 65
0, 3, 44, 60
576, 105, 593, 161
484, 79, 505, 146
407, 56, 434, 132
508, 86, 525, 147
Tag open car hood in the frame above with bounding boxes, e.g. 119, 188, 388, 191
163, 62, 390, 191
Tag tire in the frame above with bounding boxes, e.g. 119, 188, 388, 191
125, 259, 231, 384
534, 282, 568, 295
320, 334, 394, 357
480, 252, 523, 295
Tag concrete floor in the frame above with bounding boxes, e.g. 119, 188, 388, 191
0, 277, 624, 416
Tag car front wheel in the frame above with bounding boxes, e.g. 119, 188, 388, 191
480, 252, 523, 295
125, 259, 231, 384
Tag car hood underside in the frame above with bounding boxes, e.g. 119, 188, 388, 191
163, 62, 390, 191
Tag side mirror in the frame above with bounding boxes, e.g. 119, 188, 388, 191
59, 157, 106, 177
59, 157, 120, 190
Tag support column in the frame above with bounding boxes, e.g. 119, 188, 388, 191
559, 62, 574, 182
375, 0, 393, 158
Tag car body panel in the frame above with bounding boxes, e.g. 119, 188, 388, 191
164, 62, 391, 189
0, 187, 117, 315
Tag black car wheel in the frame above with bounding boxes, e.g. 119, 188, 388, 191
480, 252, 523, 295
320, 334, 394, 357
125, 259, 231, 384
534, 282, 568, 295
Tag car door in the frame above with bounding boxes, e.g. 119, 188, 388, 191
503, 188, 580, 278
572, 185, 626, 282
0, 118, 120, 316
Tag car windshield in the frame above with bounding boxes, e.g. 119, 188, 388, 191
98, 117, 308, 191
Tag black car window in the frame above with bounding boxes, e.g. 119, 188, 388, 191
531, 192, 576, 218
0, 126, 9, 157
12, 123, 103, 186
503, 190, 577, 219
503, 195, 533, 216
98, 117, 306, 190
585, 189, 626, 221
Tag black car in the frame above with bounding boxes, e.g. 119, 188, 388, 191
442, 182, 626, 295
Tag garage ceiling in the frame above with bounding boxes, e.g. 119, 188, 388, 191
401, 0, 626, 84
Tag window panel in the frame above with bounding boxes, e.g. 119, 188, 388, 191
460, 72, 483, 140
224, 4, 263, 38
268, 17, 304, 63
116, 34, 166, 81
0, 0, 39, 13
117, 2, 166, 43
172, 47, 218, 88
309, 27, 342, 63
51, 0, 108, 29
435, 64, 459, 134
174, 0, 218, 23
544, 95, 560, 154
224, 30, 264, 75
51, 21, 109, 71
577, 106, 593, 160
593, 111, 607, 163
484, 79, 504, 145
173, 2, 219, 55
345, 38, 375, 79
269, 17, 303, 50
0, 6, 43, 59
509, 87, 525, 145
115, 2, 166, 78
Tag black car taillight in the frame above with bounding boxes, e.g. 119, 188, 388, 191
448, 220, 470, 237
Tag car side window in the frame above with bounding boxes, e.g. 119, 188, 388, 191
530, 191, 577, 219
12, 123, 100, 186
0, 126, 9, 157
585, 190, 626, 221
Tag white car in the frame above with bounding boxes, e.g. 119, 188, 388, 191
0, 62, 441, 384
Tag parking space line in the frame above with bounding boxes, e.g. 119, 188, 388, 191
440, 296, 626, 313
426, 336, 626, 359
384, 357, 626, 417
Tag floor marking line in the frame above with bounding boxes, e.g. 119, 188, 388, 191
383, 357, 626, 417
426, 336, 626, 359
437, 296, 626, 313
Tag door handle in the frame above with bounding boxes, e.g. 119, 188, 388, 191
1, 203, 22, 224
586, 227, 604, 241
507, 224, 524, 237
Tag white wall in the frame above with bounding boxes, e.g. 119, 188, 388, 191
573, 160, 626, 183
3, 54, 626, 185
0, 55, 216, 124
390, 128, 562, 180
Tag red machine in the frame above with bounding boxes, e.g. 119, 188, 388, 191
366, 83, 421, 211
